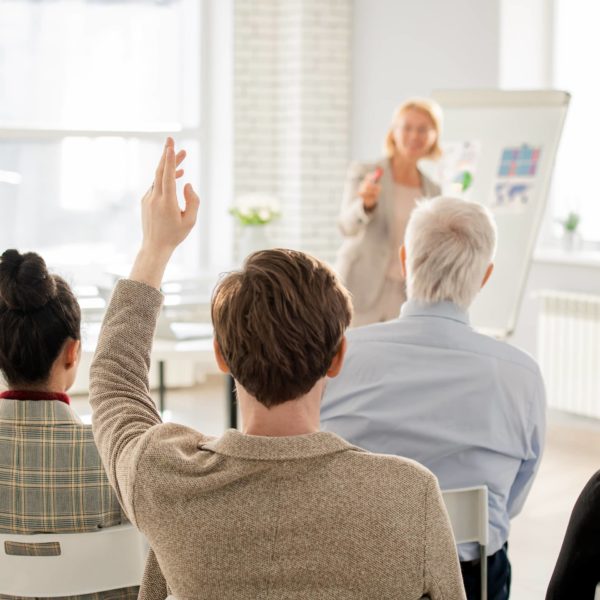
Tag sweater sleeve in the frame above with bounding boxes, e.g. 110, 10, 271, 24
139, 548, 170, 600
423, 475, 467, 600
89, 279, 164, 525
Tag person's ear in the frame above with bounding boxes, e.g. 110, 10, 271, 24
400, 244, 407, 279
64, 339, 80, 370
481, 263, 494, 288
213, 339, 230, 374
327, 336, 347, 378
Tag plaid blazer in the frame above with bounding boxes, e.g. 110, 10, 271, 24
0, 399, 139, 600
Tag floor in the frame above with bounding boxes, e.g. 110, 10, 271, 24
72, 377, 600, 600
509, 410, 600, 599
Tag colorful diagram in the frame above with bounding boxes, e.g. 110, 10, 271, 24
438, 140, 481, 197
491, 144, 542, 212
495, 182, 533, 207
497, 145, 541, 177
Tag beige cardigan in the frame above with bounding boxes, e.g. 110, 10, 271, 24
89, 279, 465, 600
336, 159, 441, 312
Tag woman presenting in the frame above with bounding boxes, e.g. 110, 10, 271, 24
336, 98, 443, 326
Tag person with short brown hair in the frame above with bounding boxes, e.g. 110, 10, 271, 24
89, 138, 466, 600
212, 248, 351, 408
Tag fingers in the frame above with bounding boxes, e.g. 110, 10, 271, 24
182, 183, 200, 228
154, 139, 185, 186
359, 181, 380, 198
152, 137, 190, 193
174, 149, 186, 178
163, 143, 177, 198
154, 137, 174, 190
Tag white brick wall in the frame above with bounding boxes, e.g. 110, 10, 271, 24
233, 0, 352, 264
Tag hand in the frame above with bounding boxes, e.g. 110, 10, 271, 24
358, 171, 382, 212
130, 137, 200, 289
141, 137, 199, 253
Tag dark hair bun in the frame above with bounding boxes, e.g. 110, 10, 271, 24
0, 249, 57, 311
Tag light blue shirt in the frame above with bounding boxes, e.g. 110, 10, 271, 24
321, 300, 546, 561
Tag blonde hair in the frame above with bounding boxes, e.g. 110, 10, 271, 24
404, 197, 497, 310
384, 98, 443, 160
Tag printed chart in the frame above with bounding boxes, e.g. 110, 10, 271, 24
493, 145, 542, 212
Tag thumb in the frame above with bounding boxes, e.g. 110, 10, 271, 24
182, 183, 200, 227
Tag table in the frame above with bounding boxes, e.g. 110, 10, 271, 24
81, 324, 238, 429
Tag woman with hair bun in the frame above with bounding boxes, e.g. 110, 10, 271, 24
0, 249, 138, 600
335, 98, 443, 327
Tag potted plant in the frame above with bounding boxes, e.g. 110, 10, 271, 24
230, 194, 280, 261
560, 211, 581, 251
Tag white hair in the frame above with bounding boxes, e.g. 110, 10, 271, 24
404, 196, 497, 310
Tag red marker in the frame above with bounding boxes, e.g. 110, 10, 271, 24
372, 167, 384, 183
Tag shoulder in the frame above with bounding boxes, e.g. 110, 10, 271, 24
475, 332, 543, 380
345, 319, 401, 349
134, 422, 216, 466
418, 168, 441, 196
580, 469, 600, 501
344, 447, 437, 486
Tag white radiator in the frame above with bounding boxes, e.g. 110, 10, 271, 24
538, 290, 600, 418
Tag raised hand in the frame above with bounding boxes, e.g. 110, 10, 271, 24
359, 170, 382, 212
131, 137, 200, 289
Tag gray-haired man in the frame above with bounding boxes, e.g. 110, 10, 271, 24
322, 196, 546, 600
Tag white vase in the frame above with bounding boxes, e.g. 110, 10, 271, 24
562, 230, 581, 252
237, 225, 270, 263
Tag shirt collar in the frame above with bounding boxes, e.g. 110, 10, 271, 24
198, 429, 359, 461
400, 299, 470, 326
0, 390, 71, 405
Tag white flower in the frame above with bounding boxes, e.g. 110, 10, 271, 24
235, 193, 279, 212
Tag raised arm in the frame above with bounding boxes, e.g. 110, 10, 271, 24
90, 138, 200, 520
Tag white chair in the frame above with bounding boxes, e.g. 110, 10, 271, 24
0, 523, 147, 597
595, 582, 600, 600
442, 486, 489, 600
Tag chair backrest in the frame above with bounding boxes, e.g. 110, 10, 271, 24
595, 582, 600, 600
0, 523, 146, 597
442, 485, 489, 545
442, 486, 489, 600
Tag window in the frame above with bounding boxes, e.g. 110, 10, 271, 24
0, 0, 203, 287
552, 0, 600, 242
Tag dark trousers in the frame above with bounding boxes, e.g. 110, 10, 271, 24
460, 543, 511, 600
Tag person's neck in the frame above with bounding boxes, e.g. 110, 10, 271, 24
391, 155, 421, 186
10, 373, 68, 394
238, 381, 323, 437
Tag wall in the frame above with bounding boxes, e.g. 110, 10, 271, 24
232, 0, 353, 264
351, 0, 501, 160
511, 254, 600, 357
498, 0, 600, 360
223, 0, 600, 365
205, 0, 235, 269
349, 0, 600, 365
499, 0, 552, 90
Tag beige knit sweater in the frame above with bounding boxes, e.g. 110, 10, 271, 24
90, 279, 465, 600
